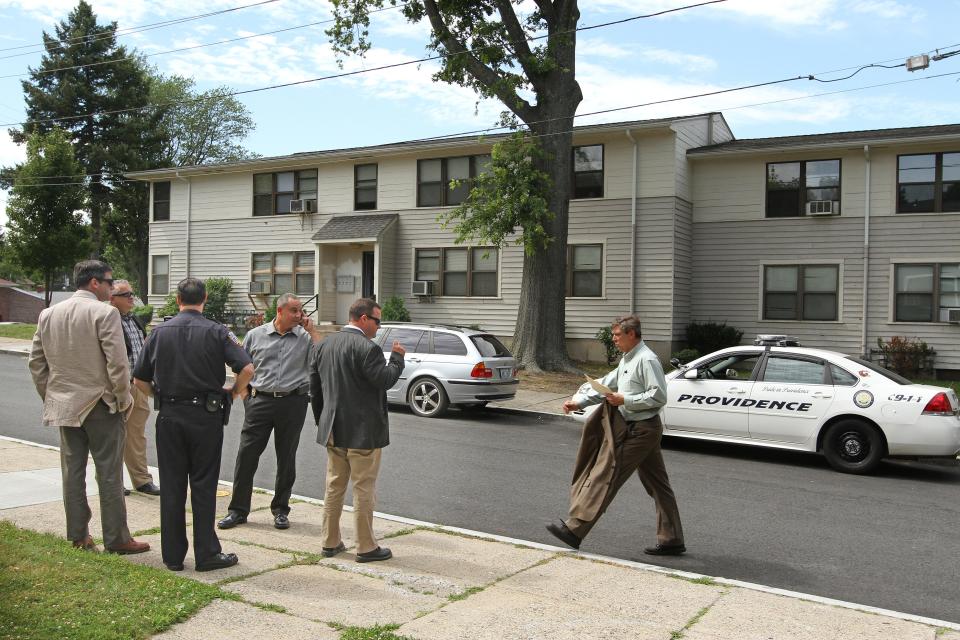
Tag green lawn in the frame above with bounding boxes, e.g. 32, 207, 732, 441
0, 323, 36, 340
0, 521, 224, 640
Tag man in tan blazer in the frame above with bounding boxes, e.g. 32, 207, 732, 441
28, 260, 149, 554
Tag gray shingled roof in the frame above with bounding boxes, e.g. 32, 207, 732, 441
311, 214, 397, 242
688, 123, 960, 156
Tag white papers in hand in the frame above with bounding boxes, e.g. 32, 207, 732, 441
584, 374, 613, 395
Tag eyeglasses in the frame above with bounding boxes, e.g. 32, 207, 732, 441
111, 291, 134, 298
366, 315, 382, 326
98, 278, 114, 286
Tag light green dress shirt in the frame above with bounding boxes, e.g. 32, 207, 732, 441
578, 340, 668, 421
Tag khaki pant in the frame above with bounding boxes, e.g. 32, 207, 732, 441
566, 417, 684, 546
322, 444, 382, 554
123, 384, 154, 488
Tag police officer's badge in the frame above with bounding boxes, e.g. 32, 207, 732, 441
853, 390, 874, 408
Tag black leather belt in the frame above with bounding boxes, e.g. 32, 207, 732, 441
251, 388, 302, 398
162, 395, 204, 406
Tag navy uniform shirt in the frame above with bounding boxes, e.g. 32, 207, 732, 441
133, 309, 251, 396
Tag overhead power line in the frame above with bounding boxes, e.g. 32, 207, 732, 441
0, 0, 281, 60
10, 66, 960, 187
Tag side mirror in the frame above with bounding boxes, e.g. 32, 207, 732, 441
725, 369, 739, 379
669, 358, 681, 368
683, 368, 698, 380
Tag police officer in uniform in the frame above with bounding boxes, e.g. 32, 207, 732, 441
133, 278, 254, 572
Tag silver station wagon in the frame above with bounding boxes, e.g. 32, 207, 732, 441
374, 323, 519, 417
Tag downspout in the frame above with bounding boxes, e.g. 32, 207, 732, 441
626, 129, 638, 313
175, 171, 192, 276
861, 145, 871, 358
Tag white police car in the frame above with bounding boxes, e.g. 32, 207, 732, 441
574, 337, 960, 474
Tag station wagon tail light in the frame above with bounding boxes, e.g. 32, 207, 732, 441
922, 392, 954, 416
470, 362, 493, 378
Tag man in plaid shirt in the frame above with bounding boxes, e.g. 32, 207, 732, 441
111, 280, 160, 496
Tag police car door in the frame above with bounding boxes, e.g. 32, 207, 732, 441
666, 350, 761, 438
748, 354, 835, 444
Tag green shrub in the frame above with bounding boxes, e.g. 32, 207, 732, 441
264, 296, 279, 324
595, 326, 618, 365
381, 295, 411, 322
203, 277, 232, 324
157, 294, 178, 319
132, 304, 153, 326
876, 336, 935, 377
671, 348, 701, 364
685, 321, 743, 355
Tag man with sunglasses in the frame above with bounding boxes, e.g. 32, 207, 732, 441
28, 260, 149, 555
309, 298, 404, 562
110, 280, 160, 497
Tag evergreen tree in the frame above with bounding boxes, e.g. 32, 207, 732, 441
4, 129, 88, 306
12, 0, 156, 257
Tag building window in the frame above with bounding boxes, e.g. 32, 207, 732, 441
416, 155, 491, 207
354, 164, 378, 210
567, 244, 603, 297
253, 169, 318, 216
153, 181, 170, 221
766, 160, 841, 217
897, 153, 960, 213
763, 264, 838, 321
894, 263, 960, 322
572, 145, 603, 199
414, 247, 498, 296
252, 251, 315, 295
150, 255, 169, 295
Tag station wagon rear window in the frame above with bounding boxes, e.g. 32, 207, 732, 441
470, 334, 510, 357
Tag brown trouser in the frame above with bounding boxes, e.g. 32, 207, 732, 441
565, 416, 684, 545
322, 444, 382, 554
123, 384, 154, 488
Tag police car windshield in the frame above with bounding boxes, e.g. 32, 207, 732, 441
843, 356, 911, 385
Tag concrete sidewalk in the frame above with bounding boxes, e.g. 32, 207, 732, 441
1, 436, 957, 639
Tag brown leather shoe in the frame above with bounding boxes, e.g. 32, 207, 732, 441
72, 535, 97, 551
106, 538, 150, 555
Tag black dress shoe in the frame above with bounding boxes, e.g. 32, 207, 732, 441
644, 543, 686, 556
545, 520, 581, 550
321, 542, 346, 558
165, 562, 184, 571
217, 511, 247, 529
136, 482, 161, 496
123, 489, 131, 496
356, 547, 392, 563
274, 513, 290, 530
196, 552, 239, 572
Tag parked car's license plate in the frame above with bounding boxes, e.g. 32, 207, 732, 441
498, 367, 513, 379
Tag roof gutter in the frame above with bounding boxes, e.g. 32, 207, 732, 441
626, 128, 638, 313
175, 171, 191, 277
861, 145, 871, 359
687, 133, 960, 158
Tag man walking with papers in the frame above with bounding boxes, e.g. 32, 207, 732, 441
547, 314, 685, 556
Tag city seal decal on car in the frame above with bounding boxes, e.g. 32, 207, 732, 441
853, 390, 874, 408
675, 394, 811, 411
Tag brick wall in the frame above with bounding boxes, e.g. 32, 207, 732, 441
0, 289, 44, 323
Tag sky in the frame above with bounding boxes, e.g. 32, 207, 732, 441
0, 0, 958, 223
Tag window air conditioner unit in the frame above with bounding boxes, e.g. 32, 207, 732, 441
806, 200, 839, 216
248, 281, 271, 294
948, 308, 960, 323
411, 280, 433, 296
290, 199, 317, 214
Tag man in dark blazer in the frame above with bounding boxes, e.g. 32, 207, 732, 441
310, 298, 404, 563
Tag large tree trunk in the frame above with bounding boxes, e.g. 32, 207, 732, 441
512, 108, 579, 372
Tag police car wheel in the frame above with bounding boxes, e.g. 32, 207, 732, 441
822, 419, 884, 474
408, 377, 449, 418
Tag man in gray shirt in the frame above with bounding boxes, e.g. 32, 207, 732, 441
219, 293, 321, 531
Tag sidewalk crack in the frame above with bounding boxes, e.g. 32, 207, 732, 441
669, 589, 729, 639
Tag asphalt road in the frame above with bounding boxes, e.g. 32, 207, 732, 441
3, 352, 960, 622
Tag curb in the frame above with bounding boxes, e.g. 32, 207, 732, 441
0, 348, 28, 357
3, 433, 959, 631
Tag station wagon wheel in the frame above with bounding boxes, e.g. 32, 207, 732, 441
408, 377, 449, 418
822, 419, 885, 474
